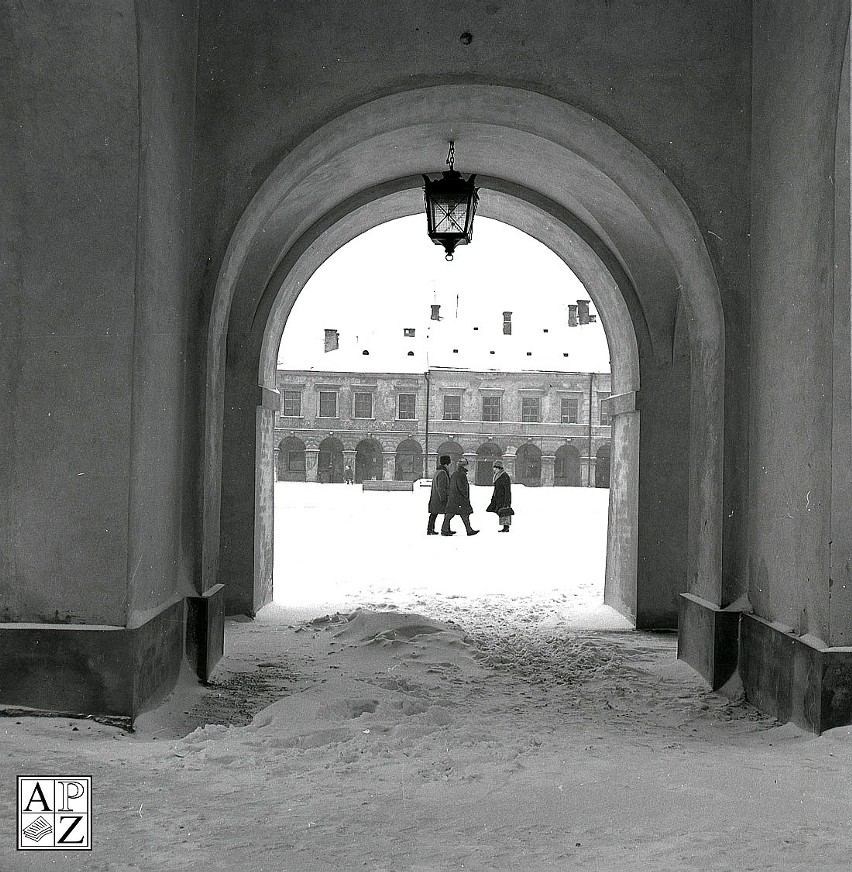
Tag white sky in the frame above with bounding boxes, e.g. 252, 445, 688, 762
278, 215, 608, 368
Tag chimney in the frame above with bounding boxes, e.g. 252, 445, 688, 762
567, 304, 578, 327
324, 329, 339, 353
430, 304, 441, 321
503, 311, 512, 335
577, 299, 590, 325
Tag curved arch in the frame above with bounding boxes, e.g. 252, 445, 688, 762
516, 443, 543, 487
395, 438, 422, 482
208, 84, 724, 625
354, 438, 382, 483
475, 441, 503, 486
555, 444, 582, 487
277, 436, 306, 482
317, 437, 344, 484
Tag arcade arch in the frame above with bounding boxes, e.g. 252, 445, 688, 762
555, 444, 582, 487
395, 438, 422, 482
354, 439, 382, 483
318, 437, 344, 484
277, 436, 306, 482
516, 444, 543, 487
206, 84, 724, 634
475, 442, 503, 486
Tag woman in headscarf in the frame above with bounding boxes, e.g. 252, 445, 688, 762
486, 460, 514, 532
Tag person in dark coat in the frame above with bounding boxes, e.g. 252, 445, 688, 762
486, 459, 514, 532
441, 457, 479, 536
427, 455, 452, 535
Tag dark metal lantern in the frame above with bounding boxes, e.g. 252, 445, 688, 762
423, 142, 479, 261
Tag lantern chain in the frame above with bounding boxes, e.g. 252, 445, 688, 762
446, 141, 455, 171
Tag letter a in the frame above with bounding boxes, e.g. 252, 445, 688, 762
24, 782, 51, 812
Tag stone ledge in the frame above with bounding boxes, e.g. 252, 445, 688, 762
0, 598, 184, 721
677, 593, 741, 689
740, 613, 852, 733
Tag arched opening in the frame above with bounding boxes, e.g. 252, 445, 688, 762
395, 438, 422, 482
516, 443, 543, 487
595, 444, 611, 488
555, 444, 582, 487
277, 436, 306, 482
355, 439, 382, 483
435, 440, 464, 470
206, 84, 724, 650
475, 442, 503, 486
318, 437, 344, 484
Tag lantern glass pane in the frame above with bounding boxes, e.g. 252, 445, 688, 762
433, 197, 469, 234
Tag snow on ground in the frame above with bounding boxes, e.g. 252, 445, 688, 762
3, 484, 852, 871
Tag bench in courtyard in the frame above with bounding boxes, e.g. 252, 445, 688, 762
362, 480, 415, 492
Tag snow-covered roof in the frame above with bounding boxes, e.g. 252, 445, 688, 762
279, 305, 611, 375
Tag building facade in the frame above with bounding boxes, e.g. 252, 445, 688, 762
274, 367, 612, 487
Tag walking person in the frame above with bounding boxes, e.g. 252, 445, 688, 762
441, 457, 479, 536
427, 455, 451, 535
486, 459, 514, 532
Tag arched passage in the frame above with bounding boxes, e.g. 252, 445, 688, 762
318, 437, 344, 484
277, 436, 306, 482
555, 444, 582, 487
206, 85, 724, 646
516, 444, 543, 487
475, 442, 503, 486
395, 438, 422, 482
355, 439, 382, 483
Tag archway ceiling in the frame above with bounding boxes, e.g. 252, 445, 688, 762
231, 123, 682, 367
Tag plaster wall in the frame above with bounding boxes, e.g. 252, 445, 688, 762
0, 3, 139, 625
749, 0, 850, 642
126, 0, 199, 621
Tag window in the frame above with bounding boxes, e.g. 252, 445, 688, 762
398, 393, 416, 420
521, 396, 541, 423
561, 397, 579, 424
443, 395, 461, 421
598, 392, 611, 426
287, 450, 306, 472
482, 396, 501, 422
282, 390, 301, 417
354, 392, 373, 419
318, 391, 337, 418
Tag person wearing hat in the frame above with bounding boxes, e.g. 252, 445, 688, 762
427, 455, 452, 535
486, 459, 514, 532
441, 457, 479, 536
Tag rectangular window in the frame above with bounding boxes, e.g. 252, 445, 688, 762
443, 395, 461, 421
482, 396, 501, 422
353, 392, 373, 419
282, 390, 301, 417
398, 393, 416, 420
287, 451, 306, 472
561, 397, 579, 424
318, 391, 337, 418
598, 392, 611, 426
521, 396, 541, 423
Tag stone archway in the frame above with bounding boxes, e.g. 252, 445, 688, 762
395, 438, 422, 482
277, 436, 306, 482
555, 444, 582, 487
516, 444, 543, 487
354, 439, 382, 483
475, 442, 503, 486
318, 437, 344, 484
206, 85, 724, 668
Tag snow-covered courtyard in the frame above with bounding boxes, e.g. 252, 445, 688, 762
3, 483, 852, 871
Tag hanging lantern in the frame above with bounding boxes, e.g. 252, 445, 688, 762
423, 141, 479, 261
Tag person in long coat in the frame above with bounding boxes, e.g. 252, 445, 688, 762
486, 459, 514, 532
441, 457, 479, 536
427, 455, 451, 535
